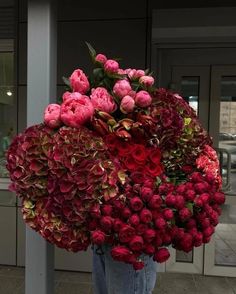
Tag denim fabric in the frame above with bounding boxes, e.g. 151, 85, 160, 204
92, 245, 157, 294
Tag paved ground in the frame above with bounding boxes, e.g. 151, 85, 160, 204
0, 266, 236, 294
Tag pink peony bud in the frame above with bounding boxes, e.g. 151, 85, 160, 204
120, 95, 135, 113
113, 80, 132, 99
104, 59, 119, 73
135, 90, 152, 108
90, 87, 116, 113
60, 96, 94, 128
139, 75, 155, 87
62, 91, 82, 102
126, 69, 145, 80
95, 53, 107, 64
44, 104, 61, 128
69, 69, 90, 94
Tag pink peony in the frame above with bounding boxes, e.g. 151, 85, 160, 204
62, 91, 82, 102
104, 59, 119, 73
90, 87, 116, 113
60, 96, 94, 127
69, 69, 90, 94
44, 104, 62, 128
95, 53, 107, 64
135, 90, 152, 107
120, 95, 135, 113
139, 75, 155, 87
113, 80, 132, 99
126, 69, 145, 80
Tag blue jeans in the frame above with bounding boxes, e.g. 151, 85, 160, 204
92, 245, 157, 294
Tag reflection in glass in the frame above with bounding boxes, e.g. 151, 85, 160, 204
176, 250, 193, 263
215, 205, 236, 266
0, 53, 15, 177
181, 77, 199, 114
219, 76, 236, 193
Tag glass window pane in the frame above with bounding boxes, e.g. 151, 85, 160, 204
219, 76, 236, 193
215, 204, 236, 266
176, 250, 193, 263
181, 76, 199, 114
0, 52, 16, 178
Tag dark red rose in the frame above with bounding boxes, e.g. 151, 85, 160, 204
200, 218, 210, 229
101, 204, 113, 216
136, 223, 149, 235
133, 261, 145, 270
180, 233, 193, 252
203, 226, 214, 238
130, 171, 145, 184
111, 245, 131, 262
145, 162, 162, 177
182, 165, 193, 173
165, 193, 176, 207
122, 207, 132, 219
186, 218, 197, 229
184, 189, 196, 201
117, 140, 132, 156
129, 235, 144, 251
199, 193, 210, 203
148, 148, 161, 164
119, 225, 136, 243
155, 217, 166, 230
143, 229, 156, 243
194, 198, 203, 207
91, 230, 106, 245
132, 144, 147, 163
140, 208, 152, 223
194, 182, 209, 194
90, 204, 101, 219
140, 186, 153, 202
158, 183, 174, 194
143, 244, 155, 255
124, 156, 139, 170
155, 235, 163, 247
213, 192, 225, 205
129, 214, 140, 226
148, 194, 162, 209
113, 219, 124, 232
100, 216, 113, 232
176, 184, 186, 194
162, 233, 172, 245
130, 197, 144, 212
88, 219, 99, 231
153, 248, 170, 263
163, 208, 174, 220
193, 232, 203, 247
174, 195, 185, 209
179, 207, 192, 221
190, 172, 204, 183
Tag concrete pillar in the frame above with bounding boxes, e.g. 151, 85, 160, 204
26, 0, 57, 293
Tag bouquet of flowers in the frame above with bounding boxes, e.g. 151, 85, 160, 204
6, 44, 225, 270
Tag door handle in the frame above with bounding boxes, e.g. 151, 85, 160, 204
215, 147, 231, 192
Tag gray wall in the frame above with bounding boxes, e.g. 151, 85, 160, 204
15, 0, 150, 271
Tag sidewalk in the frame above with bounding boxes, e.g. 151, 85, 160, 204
0, 266, 235, 294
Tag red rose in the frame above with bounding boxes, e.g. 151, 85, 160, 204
100, 216, 113, 232
174, 195, 185, 209
129, 214, 140, 226
165, 193, 176, 207
148, 194, 162, 209
162, 233, 172, 245
143, 244, 155, 255
143, 229, 156, 243
176, 184, 186, 194
133, 260, 145, 270
124, 156, 139, 170
130, 197, 144, 212
186, 219, 197, 229
163, 208, 174, 220
184, 190, 196, 201
155, 217, 166, 230
91, 230, 106, 245
140, 208, 152, 223
132, 144, 147, 163
200, 218, 210, 229
203, 226, 214, 238
130, 171, 146, 184
158, 183, 174, 194
122, 207, 132, 219
213, 192, 225, 205
117, 140, 132, 156
148, 148, 161, 164
140, 186, 153, 202
119, 225, 136, 243
90, 204, 101, 218
101, 204, 113, 216
180, 233, 193, 252
153, 248, 170, 263
136, 223, 149, 235
145, 162, 162, 177
113, 219, 124, 232
194, 182, 208, 194
190, 172, 203, 183
194, 232, 203, 247
194, 198, 203, 207
111, 245, 131, 262
179, 207, 192, 221
129, 235, 144, 251
155, 235, 163, 247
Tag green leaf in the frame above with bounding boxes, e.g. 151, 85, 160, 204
85, 42, 96, 60
93, 68, 104, 80
62, 76, 71, 89
186, 202, 194, 214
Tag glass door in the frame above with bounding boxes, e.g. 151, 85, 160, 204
204, 65, 236, 277
166, 65, 236, 277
